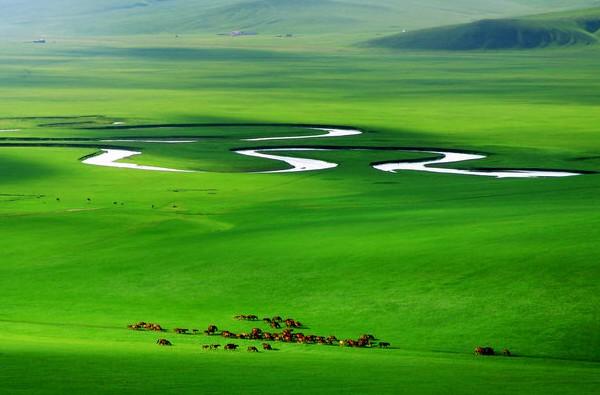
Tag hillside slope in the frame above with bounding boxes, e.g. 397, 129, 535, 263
368, 7, 600, 50
1, 0, 600, 37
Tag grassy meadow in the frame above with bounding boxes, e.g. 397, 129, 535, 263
0, 31, 599, 394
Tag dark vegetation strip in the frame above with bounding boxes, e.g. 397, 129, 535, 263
0, 115, 105, 120
81, 123, 364, 131
0, 143, 138, 151
231, 145, 481, 154
0, 136, 222, 141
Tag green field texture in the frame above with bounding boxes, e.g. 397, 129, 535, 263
1, 21, 600, 395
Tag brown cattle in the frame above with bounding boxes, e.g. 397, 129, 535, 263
270, 321, 281, 329
235, 314, 258, 321
157, 339, 172, 346
224, 344, 239, 351
474, 346, 494, 356
262, 343, 273, 351
272, 316, 283, 322
379, 342, 391, 348
247, 346, 259, 353
357, 338, 370, 348
205, 325, 218, 335
502, 348, 512, 357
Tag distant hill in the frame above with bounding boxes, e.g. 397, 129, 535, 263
1, 0, 600, 37
367, 7, 600, 50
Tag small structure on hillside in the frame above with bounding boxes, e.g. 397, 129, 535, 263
229, 31, 257, 37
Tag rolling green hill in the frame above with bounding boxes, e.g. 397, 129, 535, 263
1, 0, 600, 37
368, 7, 600, 50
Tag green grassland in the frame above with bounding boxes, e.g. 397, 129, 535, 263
1, 22, 600, 395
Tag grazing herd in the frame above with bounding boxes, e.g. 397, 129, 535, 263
474, 347, 512, 357
129, 315, 512, 357
128, 322, 163, 332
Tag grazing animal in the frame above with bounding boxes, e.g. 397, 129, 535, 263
157, 339, 172, 346
202, 345, 211, 350
272, 316, 283, 322
502, 348, 512, 357
247, 346, 259, 353
221, 331, 235, 338
263, 318, 272, 323
235, 314, 258, 321
206, 325, 218, 335
224, 344, 239, 351
474, 346, 495, 356
379, 342, 391, 348
174, 328, 189, 334
262, 343, 273, 351
211, 344, 221, 350
270, 321, 281, 329
250, 328, 263, 339
346, 339, 357, 348
128, 322, 163, 331
357, 338, 370, 347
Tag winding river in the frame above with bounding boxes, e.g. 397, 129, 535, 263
235, 148, 337, 173
77, 125, 583, 178
243, 128, 362, 142
373, 151, 581, 178
83, 149, 195, 173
